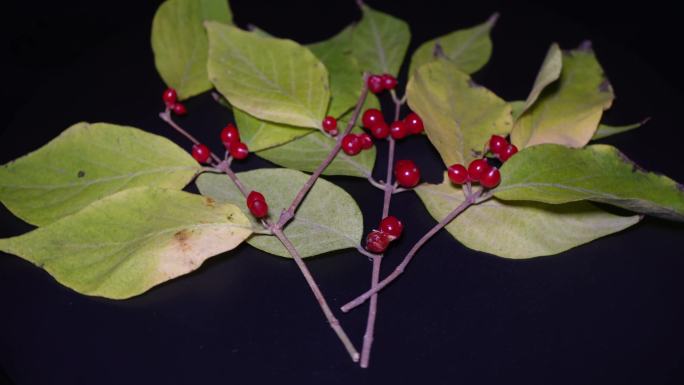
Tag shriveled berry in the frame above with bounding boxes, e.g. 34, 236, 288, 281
247, 191, 265, 207
489, 135, 508, 155
379, 216, 403, 240
394, 159, 421, 188
172, 102, 187, 116
370, 122, 390, 139
359, 133, 374, 149
366, 230, 390, 254
322, 116, 337, 133
342, 134, 362, 156
191, 144, 211, 164
404, 112, 424, 135
367, 75, 384, 94
499, 144, 518, 162
447, 163, 469, 185
389, 120, 408, 140
162, 88, 177, 107
221, 123, 240, 145
248, 198, 269, 218
230, 142, 249, 160
467, 159, 490, 182
362, 108, 384, 128
480, 167, 501, 188
381, 73, 398, 90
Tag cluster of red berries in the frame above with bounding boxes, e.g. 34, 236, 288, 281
446, 135, 518, 189
365, 216, 403, 253
162, 88, 187, 116
367, 73, 398, 94
190, 122, 250, 164
341, 132, 374, 156
361, 109, 424, 140
246, 191, 269, 218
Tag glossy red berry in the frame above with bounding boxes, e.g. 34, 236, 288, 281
247, 191, 265, 207
389, 120, 408, 140
342, 134, 362, 156
467, 159, 490, 182
379, 216, 403, 240
480, 167, 501, 188
362, 108, 384, 128
381, 74, 397, 90
322, 116, 337, 133
230, 142, 249, 160
191, 144, 211, 164
499, 144, 518, 162
172, 102, 187, 116
366, 230, 390, 254
489, 135, 508, 155
404, 112, 424, 135
359, 133, 374, 149
248, 198, 269, 218
370, 122, 390, 139
447, 163, 469, 185
220, 123, 240, 145
162, 88, 177, 107
394, 160, 421, 188
367, 75, 384, 94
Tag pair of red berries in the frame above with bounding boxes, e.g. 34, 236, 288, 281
367, 74, 397, 94
361, 109, 424, 140
221, 123, 249, 160
488, 135, 518, 162
247, 191, 268, 218
162, 88, 187, 116
394, 159, 421, 188
447, 159, 500, 188
365, 216, 403, 253
342, 133, 374, 156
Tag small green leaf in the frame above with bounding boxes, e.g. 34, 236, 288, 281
196, 169, 364, 257
151, 0, 232, 100
518, 43, 563, 115
0, 122, 200, 226
409, 13, 498, 75
351, 4, 410, 75
416, 176, 640, 258
407, 59, 512, 166
495, 144, 684, 221
0, 187, 251, 299
592, 119, 648, 140
206, 22, 330, 128
511, 42, 614, 148
233, 108, 312, 152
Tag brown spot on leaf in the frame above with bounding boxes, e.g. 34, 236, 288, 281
599, 79, 612, 93
77, 170, 86, 178
204, 197, 216, 208
432, 43, 446, 59
174, 229, 193, 253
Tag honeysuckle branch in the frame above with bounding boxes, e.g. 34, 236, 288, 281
342, 187, 486, 313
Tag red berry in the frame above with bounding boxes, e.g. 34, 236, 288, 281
221, 123, 240, 145
359, 133, 374, 149
499, 144, 518, 162
370, 122, 390, 139
489, 135, 508, 155
342, 134, 362, 155
191, 144, 211, 164
248, 198, 269, 218
322, 116, 337, 133
403, 112, 424, 135
394, 160, 421, 188
365, 230, 390, 254
172, 102, 187, 116
230, 142, 249, 160
162, 88, 177, 106
381, 74, 397, 90
362, 109, 384, 128
447, 164, 469, 185
247, 191, 265, 207
367, 75, 384, 94
480, 167, 501, 188
389, 120, 408, 140
379, 216, 403, 240
467, 159, 490, 182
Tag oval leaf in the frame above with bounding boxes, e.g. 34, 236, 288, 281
196, 169, 364, 257
151, 0, 232, 100
233, 108, 312, 152
416, 176, 640, 258
495, 144, 684, 221
407, 59, 512, 166
0, 122, 200, 226
206, 22, 330, 128
0, 187, 252, 299
351, 4, 410, 75
519, 43, 562, 115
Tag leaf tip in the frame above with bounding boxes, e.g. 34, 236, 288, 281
488, 12, 501, 26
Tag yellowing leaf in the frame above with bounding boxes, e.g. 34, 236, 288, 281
0, 188, 251, 299
0, 122, 200, 226
519, 43, 562, 115
233, 108, 312, 152
351, 4, 410, 75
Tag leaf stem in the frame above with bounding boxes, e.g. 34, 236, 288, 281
158, 109, 222, 164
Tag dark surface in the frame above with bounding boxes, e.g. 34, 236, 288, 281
2, 1, 683, 384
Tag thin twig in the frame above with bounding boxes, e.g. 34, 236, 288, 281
159, 109, 221, 164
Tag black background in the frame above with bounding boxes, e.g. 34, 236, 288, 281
2, 1, 683, 384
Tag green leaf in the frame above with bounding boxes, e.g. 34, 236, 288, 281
233, 108, 312, 152
151, 0, 232, 100
206, 22, 330, 128
416, 176, 640, 258
407, 59, 513, 166
351, 4, 410, 75
592, 119, 648, 140
518, 43, 563, 115
509, 100, 526, 121
510, 42, 614, 148
409, 13, 498, 75
0, 122, 200, 226
0, 187, 251, 299
196, 169, 364, 257
494, 144, 684, 221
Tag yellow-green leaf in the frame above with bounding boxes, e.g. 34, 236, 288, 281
151, 0, 232, 100
351, 4, 410, 75
206, 22, 330, 128
592, 120, 647, 140
0, 122, 200, 226
518, 43, 562, 115
233, 108, 312, 152
0, 187, 251, 299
